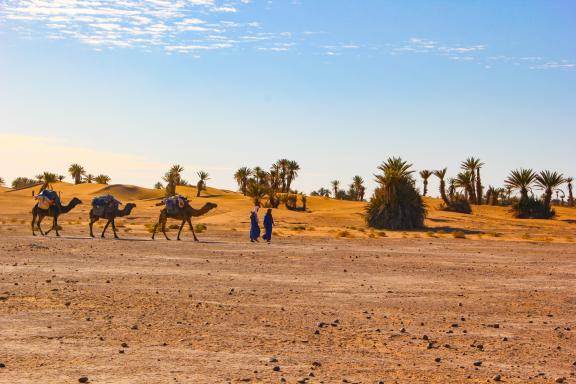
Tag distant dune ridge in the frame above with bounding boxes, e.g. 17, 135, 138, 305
0, 181, 575, 243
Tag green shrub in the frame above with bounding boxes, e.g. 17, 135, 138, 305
443, 198, 472, 214
512, 196, 555, 219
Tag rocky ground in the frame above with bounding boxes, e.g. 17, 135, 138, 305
0, 231, 575, 383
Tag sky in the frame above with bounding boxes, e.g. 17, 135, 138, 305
1, 0, 575, 196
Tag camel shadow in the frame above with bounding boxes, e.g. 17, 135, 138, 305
562, 219, 576, 224
424, 226, 484, 235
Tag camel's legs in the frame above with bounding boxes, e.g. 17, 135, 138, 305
187, 217, 199, 242
37, 215, 46, 236
177, 219, 186, 240
151, 222, 158, 239
89, 217, 98, 238
161, 217, 170, 240
32, 211, 37, 236
54, 215, 60, 237
111, 220, 119, 239
101, 221, 111, 238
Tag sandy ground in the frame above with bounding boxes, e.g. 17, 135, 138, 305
1, 231, 575, 384
1, 183, 576, 383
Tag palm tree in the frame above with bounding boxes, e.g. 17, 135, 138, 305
11, 177, 37, 189
433, 168, 450, 206
68, 164, 85, 185
352, 176, 365, 201
486, 185, 499, 205
566, 177, 574, 207
0, 177, 4, 186
252, 166, 264, 184
246, 179, 266, 205
505, 168, 537, 204
196, 171, 210, 197
419, 170, 433, 197
331, 180, 340, 199
276, 159, 290, 192
57, 175, 65, 182
83, 174, 94, 183
154, 182, 163, 189
535, 170, 565, 211
461, 157, 484, 204
454, 171, 475, 201
366, 157, 425, 230
94, 175, 111, 185
285, 160, 300, 192
163, 164, 184, 197
234, 167, 252, 195
36, 172, 58, 192
448, 178, 456, 200
269, 165, 282, 193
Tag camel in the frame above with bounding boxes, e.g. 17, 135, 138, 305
32, 198, 82, 236
152, 202, 217, 241
89, 203, 136, 239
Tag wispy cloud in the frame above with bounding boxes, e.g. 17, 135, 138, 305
391, 37, 574, 71
0, 0, 293, 54
1, 2, 574, 70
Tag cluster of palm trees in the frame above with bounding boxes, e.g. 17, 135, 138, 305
505, 168, 569, 218
7, 166, 111, 190
68, 164, 110, 185
159, 165, 210, 197
366, 157, 425, 230
234, 159, 301, 207
310, 176, 366, 201
418, 157, 485, 214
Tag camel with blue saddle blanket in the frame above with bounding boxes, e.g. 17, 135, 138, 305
31, 190, 82, 236
89, 195, 136, 239
152, 195, 217, 241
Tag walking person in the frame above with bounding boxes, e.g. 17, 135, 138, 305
262, 208, 274, 243
249, 206, 261, 242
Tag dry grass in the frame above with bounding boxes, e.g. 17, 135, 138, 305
336, 230, 353, 238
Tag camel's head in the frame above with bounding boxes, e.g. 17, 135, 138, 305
70, 198, 82, 206
126, 203, 137, 209
205, 202, 218, 211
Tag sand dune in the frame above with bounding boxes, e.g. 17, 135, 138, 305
1, 183, 575, 243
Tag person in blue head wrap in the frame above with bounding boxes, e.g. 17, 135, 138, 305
249, 205, 261, 242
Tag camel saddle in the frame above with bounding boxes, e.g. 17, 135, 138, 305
164, 195, 188, 215
92, 195, 121, 216
36, 190, 60, 211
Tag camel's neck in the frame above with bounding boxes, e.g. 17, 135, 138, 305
117, 206, 134, 217
61, 202, 75, 213
189, 204, 213, 217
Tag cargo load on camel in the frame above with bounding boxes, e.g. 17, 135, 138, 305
91, 195, 121, 217
35, 190, 61, 211
162, 195, 189, 215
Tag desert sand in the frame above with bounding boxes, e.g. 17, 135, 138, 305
1, 183, 575, 383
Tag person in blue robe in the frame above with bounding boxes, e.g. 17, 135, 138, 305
262, 208, 274, 243
249, 210, 261, 242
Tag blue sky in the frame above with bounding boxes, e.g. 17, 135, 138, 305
1, 0, 575, 196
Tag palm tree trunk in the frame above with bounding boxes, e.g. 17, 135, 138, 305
476, 169, 482, 205
544, 189, 553, 210
439, 180, 450, 205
